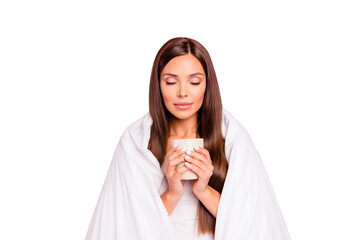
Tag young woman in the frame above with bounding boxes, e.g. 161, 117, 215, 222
85, 37, 290, 240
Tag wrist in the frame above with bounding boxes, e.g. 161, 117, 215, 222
161, 189, 183, 216
166, 189, 184, 201
194, 185, 210, 200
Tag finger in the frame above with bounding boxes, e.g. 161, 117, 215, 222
193, 146, 212, 164
185, 155, 209, 171
166, 143, 180, 157
168, 147, 187, 160
176, 165, 192, 175
185, 162, 212, 180
170, 165, 188, 179
186, 150, 210, 165
168, 155, 186, 168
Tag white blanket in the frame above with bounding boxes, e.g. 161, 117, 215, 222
85, 109, 291, 239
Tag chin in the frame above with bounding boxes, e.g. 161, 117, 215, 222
173, 114, 192, 120
169, 107, 198, 120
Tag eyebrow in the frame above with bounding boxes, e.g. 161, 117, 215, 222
161, 72, 205, 78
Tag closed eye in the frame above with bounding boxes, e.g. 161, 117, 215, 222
165, 82, 200, 85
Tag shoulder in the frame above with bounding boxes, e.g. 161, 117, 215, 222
222, 109, 259, 159
118, 112, 152, 145
125, 112, 152, 133
222, 108, 249, 142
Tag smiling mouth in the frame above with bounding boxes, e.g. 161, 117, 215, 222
174, 103, 193, 109
174, 102, 192, 106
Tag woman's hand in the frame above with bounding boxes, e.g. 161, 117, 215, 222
184, 146, 214, 195
163, 144, 188, 198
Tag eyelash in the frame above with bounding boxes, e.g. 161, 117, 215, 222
166, 82, 200, 85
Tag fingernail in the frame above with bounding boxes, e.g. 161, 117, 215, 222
194, 147, 199, 150
186, 151, 192, 155
185, 155, 190, 160
173, 143, 178, 148
181, 148, 186, 152
185, 162, 191, 166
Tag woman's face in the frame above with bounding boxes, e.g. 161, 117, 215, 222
160, 53, 206, 121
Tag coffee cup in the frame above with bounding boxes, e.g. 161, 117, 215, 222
170, 138, 203, 180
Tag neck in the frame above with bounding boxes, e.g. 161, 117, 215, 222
169, 114, 198, 138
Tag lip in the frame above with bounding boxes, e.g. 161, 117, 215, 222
174, 102, 192, 110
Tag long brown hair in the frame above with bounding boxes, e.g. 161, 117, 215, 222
147, 37, 228, 236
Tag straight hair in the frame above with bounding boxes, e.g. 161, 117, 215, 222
148, 37, 228, 236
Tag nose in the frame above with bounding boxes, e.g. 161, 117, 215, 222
177, 82, 188, 98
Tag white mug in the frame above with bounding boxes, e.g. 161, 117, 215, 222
170, 138, 204, 180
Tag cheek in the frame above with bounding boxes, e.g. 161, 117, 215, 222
193, 86, 206, 103
160, 85, 173, 103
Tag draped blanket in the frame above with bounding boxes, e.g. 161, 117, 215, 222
85, 109, 291, 239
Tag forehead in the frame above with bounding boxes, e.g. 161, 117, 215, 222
161, 54, 205, 76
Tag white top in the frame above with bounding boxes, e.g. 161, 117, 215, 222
159, 178, 214, 240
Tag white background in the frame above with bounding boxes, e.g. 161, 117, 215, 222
0, 0, 359, 239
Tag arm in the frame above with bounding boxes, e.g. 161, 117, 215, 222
184, 147, 221, 218
160, 189, 183, 215
194, 185, 221, 218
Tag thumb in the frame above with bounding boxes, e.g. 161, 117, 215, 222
176, 165, 189, 175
